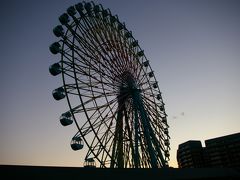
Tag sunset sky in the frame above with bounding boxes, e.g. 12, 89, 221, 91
1, 0, 239, 168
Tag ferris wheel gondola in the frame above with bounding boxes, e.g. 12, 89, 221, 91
49, 1, 170, 168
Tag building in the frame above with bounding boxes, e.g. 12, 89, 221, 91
177, 140, 205, 168
177, 132, 240, 168
205, 133, 240, 168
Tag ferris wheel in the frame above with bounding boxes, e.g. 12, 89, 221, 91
49, 1, 170, 168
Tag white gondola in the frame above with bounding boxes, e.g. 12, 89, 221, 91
52, 87, 65, 100
49, 63, 61, 76
60, 112, 73, 126
71, 136, 84, 151
84, 158, 96, 168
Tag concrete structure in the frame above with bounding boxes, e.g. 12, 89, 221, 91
177, 140, 205, 168
177, 132, 240, 168
205, 133, 240, 168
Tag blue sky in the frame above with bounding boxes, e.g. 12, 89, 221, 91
0, 0, 239, 168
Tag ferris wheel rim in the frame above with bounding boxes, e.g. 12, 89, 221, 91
50, 1, 170, 168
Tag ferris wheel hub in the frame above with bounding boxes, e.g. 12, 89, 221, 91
49, 1, 170, 168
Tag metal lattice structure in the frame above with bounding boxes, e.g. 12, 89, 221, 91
49, 1, 170, 168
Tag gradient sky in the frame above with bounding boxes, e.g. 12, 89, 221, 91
0, 0, 239, 168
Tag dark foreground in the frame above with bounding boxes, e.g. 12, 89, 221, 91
1, 165, 240, 180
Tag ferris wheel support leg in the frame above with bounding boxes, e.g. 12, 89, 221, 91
123, 106, 137, 168
149, 127, 167, 167
136, 93, 167, 167
116, 109, 124, 168
132, 89, 158, 168
134, 107, 140, 168
110, 101, 124, 168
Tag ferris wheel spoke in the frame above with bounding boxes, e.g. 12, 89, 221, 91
86, 62, 121, 91
87, 17, 117, 49
69, 91, 116, 117
87, 93, 128, 131
87, 17, 130, 72
76, 85, 116, 98
63, 25, 97, 58
77, 17, 126, 76
82, 114, 115, 146
87, 121, 115, 161
134, 56, 152, 83
137, 71, 151, 87
141, 82, 159, 94
66, 25, 113, 74
111, 24, 129, 57
140, 101, 167, 141
122, 102, 136, 167
69, 18, 100, 49
86, 126, 115, 167
114, 30, 130, 62
62, 40, 100, 71
80, 96, 119, 136
138, 130, 151, 167
91, 98, 132, 163
139, 102, 166, 161
141, 94, 159, 108
99, 78, 121, 137
82, 17, 112, 49
66, 80, 114, 97
142, 103, 160, 125
74, 65, 121, 91
68, 60, 118, 92
82, 105, 120, 163
81, 91, 117, 100
141, 109, 164, 140
142, 96, 166, 118
88, 79, 117, 133
102, 27, 129, 70
141, 90, 159, 99
50, 2, 169, 168
81, 16, 105, 42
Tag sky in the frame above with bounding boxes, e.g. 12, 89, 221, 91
0, 0, 239, 168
